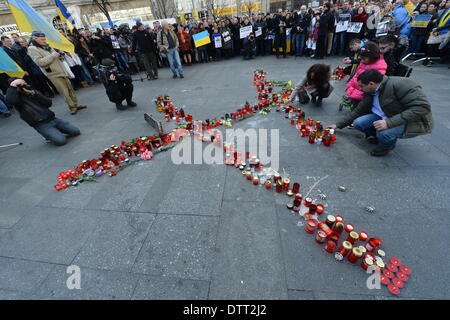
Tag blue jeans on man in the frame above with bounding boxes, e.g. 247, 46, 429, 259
35, 118, 80, 146
294, 33, 305, 56
353, 113, 410, 149
0, 92, 11, 115
333, 31, 347, 56
167, 48, 183, 76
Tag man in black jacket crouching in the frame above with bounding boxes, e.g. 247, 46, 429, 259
6, 78, 80, 146
99, 58, 137, 110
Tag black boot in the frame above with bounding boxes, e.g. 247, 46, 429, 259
311, 95, 317, 104
116, 102, 127, 110
316, 97, 323, 106
127, 101, 137, 107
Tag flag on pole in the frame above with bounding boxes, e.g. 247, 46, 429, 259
0, 47, 25, 78
6, 0, 74, 53
192, 31, 211, 48
54, 0, 76, 31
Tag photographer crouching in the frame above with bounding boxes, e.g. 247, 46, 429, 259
6, 78, 80, 146
98, 58, 137, 110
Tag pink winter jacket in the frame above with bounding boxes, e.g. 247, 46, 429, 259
345, 57, 387, 101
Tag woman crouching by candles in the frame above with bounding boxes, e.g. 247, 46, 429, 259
289, 64, 333, 107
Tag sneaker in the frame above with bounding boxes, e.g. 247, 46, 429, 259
316, 98, 322, 106
127, 101, 137, 107
70, 108, 78, 115
77, 105, 87, 110
370, 146, 395, 157
179, 74, 184, 79
173, 74, 178, 79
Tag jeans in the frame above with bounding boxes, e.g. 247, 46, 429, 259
35, 118, 80, 146
114, 50, 130, 73
352, 113, 408, 149
333, 31, 347, 55
408, 34, 425, 54
0, 92, 10, 114
167, 49, 183, 75
294, 33, 305, 56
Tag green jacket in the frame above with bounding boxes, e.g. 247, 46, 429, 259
336, 76, 434, 136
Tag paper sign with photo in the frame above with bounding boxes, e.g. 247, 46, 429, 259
240, 25, 253, 39
255, 27, 262, 37
347, 22, 363, 33
214, 36, 222, 48
336, 20, 349, 33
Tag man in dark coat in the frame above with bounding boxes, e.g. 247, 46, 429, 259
132, 22, 159, 80
6, 78, 80, 146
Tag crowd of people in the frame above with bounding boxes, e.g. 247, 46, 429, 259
0, 0, 440, 155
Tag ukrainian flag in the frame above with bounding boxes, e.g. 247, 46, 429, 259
192, 31, 211, 48
0, 47, 25, 78
55, 0, 76, 32
6, 0, 74, 53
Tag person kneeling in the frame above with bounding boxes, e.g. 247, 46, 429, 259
290, 64, 333, 106
100, 59, 137, 110
6, 78, 80, 146
330, 69, 433, 157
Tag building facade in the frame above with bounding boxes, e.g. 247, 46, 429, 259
0, 0, 154, 34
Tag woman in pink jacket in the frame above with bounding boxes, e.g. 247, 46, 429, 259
345, 42, 387, 102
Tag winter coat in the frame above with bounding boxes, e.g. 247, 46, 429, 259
346, 57, 387, 101
337, 76, 433, 136
28, 44, 72, 79
319, 11, 335, 35
157, 29, 180, 52
6, 86, 54, 127
132, 29, 157, 53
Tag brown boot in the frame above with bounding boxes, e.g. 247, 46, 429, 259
80, 81, 89, 88
70, 107, 78, 115
76, 105, 87, 110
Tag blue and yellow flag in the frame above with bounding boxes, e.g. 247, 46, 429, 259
0, 47, 25, 78
192, 31, 211, 48
6, 0, 74, 53
55, 0, 76, 31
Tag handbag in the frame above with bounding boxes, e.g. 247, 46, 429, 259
298, 88, 310, 104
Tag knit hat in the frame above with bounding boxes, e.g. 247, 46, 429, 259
31, 31, 46, 37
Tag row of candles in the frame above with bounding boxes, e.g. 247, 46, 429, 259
53, 136, 167, 190
253, 70, 337, 147
228, 146, 411, 295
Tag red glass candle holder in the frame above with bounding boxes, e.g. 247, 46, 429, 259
292, 183, 300, 194
316, 204, 325, 215
305, 219, 318, 234
315, 230, 327, 244
337, 241, 352, 257
325, 240, 337, 253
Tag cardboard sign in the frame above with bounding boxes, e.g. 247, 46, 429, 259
240, 25, 253, 39
347, 22, 363, 33
412, 14, 433, 28
336, 20, 349, 33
